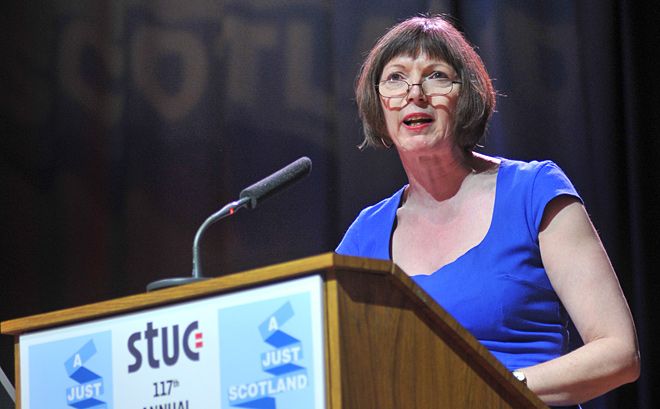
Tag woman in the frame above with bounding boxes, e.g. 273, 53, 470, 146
336, 15, 639, 407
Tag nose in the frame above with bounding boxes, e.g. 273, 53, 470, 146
407, 83, 427, 103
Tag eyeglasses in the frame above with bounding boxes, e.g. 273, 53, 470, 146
376, 77, 462, 98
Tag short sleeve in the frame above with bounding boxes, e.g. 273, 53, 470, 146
335, 218, 360, 256
334, 186, 406, 259
530, 161, 583, 233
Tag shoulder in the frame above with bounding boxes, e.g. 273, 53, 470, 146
335, 186, 405, 257
497, 157, 583, 235
472, 154, 562, 182
499, 158, 579, 196
350, 186, 406, 227
501, 158, 561, 177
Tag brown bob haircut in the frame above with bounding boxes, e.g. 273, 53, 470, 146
355, 15, 496, 152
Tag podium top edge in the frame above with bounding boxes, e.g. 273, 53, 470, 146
1, 253, 396, 336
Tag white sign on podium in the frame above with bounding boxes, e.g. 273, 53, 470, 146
20, 275, 326, 409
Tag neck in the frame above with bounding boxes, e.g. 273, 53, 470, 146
399, 146, 481, 205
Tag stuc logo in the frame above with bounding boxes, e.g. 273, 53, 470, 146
127, 320, 203, 373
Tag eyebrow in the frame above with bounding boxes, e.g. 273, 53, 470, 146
383, 61, 452, 71
383, 63, 407, 71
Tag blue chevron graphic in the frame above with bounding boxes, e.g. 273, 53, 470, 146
228, 301, 309, 408
64, 340, 106, 409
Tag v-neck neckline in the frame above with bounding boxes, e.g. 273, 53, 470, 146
388, 159, 505, 276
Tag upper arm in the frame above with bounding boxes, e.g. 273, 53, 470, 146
538, 196, 638, 349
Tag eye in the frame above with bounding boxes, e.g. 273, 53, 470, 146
384, 72, 406, 82
427, 71, 449, 80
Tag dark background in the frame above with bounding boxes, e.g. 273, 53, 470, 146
2, 1, 658, 407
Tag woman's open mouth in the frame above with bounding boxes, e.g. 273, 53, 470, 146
402, 113, 434, 127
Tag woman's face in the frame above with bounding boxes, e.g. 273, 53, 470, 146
379, 53, 460, 153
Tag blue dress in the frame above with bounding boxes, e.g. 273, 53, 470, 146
336, 159, 582, 373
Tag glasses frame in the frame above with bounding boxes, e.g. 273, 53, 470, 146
376, 78, 462, 99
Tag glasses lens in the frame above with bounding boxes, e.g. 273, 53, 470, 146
379, 80, 408, 98
422, 78, 454, 96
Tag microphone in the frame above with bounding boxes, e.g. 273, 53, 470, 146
240, 156, 312, 209
146, 156, 312, 291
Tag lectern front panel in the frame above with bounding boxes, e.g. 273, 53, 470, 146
19, 275, 326, 409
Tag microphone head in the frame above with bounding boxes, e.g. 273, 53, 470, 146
239, 156, 312, 209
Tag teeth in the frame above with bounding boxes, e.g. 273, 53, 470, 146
404, 117, 432, 125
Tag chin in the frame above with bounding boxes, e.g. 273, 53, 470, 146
397, 135, 444, 152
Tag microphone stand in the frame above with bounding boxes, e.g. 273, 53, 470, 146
145, 156, 311, 292
146, 197, 250, 292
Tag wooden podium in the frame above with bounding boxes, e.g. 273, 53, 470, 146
1, 253, 547, 408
